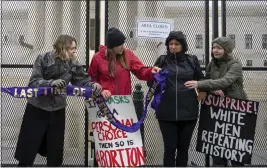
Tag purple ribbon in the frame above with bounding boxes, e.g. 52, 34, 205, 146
1, 85, 92, 98
1, 70, 168, 132
93, 69, 169, 133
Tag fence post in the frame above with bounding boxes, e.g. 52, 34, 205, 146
132, 83, 146, 157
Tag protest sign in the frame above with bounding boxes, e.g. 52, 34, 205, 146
85, 95, 145, 167
196, 94, 259, 164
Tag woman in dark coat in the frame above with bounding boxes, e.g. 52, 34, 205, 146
152, 31, 204, 167
15, 35, 102, 167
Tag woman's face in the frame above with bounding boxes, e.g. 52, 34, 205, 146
212, 43, 225, 59
112, 44, 124, 55
168, 39, 182, 53
66, 41, 77, 59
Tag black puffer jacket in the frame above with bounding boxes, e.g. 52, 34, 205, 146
152, 31, 204, 121
153, 53, 204, 121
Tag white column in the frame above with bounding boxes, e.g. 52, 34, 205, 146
44, 1, 63, 51
62, 1, 81, 40
118, 1, 128, 31
135, 0, 147, 59
27, 1, 45, 50
107, 1, 119, 28
78, 1, 87, 64
136, 1, 165, 66
135, 2, 166, 166
156, 1, 167, 57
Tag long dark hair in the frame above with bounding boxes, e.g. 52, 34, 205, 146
107, 49, 129, 77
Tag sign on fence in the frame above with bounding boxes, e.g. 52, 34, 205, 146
136, 20, 173, 38
196, 94, 259, 164
85, 95, 145, 167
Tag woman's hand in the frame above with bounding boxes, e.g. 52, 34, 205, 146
151, 66, 161, 74
214, 90, 224, 96
184, 80, 198, 89
101, 90, 112, 99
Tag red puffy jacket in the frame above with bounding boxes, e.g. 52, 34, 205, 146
88, 45, 153, 95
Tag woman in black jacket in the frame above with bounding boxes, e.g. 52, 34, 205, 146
152, 31, 204, 167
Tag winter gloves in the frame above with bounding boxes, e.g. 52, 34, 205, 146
91, 83, 102, 96
51, 79, 66, 89
50, 79, 102, 96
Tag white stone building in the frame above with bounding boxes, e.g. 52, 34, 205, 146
1, 1, 266, 166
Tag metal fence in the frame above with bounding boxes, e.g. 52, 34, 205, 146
1, 0, 267, 167
104, 1, 210, 166
104, 0, 267, 167
1, 1, 90, 166
223, 0, 267, 166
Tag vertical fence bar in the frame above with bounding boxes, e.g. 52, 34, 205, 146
205, 1, 211, 165
105, 0, 109, 45
91, 1, 101, 167
84, 0, 90, 166
205, 0, 210, 66
221, 0, 226, 37
206, 2, 219, 166
95, 0, 100, 52
212, 0, 219, 39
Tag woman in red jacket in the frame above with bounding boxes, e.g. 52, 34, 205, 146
88, 27, 161, 98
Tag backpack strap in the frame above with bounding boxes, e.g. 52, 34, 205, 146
186, 54, 204, 80
157, 55, 167, 68
186, 54, 196, 70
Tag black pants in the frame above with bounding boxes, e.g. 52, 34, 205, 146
15, 103, 65, 167
159, 119, 197, 167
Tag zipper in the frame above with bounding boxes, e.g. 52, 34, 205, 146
175, 59, 178, 120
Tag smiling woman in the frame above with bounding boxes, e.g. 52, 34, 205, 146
184, 36, 248, 167
14, 34, 102, 167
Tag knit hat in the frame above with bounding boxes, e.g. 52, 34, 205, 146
212, 37, 235, 54
106, 27, 126, 49
165, 31, 188, 52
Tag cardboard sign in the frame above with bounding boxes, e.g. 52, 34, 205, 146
136, 20, 172, 38
85, 95, 145, 167
196, 94, 259, 164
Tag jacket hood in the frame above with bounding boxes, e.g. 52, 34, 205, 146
165, 31, 188, 53
211, 37, 235, 62
98, 45, 108, 59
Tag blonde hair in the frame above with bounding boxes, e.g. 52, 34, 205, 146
107, 49, 129, 77
53, 35, 77, 60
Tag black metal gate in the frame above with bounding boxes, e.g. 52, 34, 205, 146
1, 0, 267, 167
1, 1, 90, 166
222, 0, 267, 166
102, 0, 267, 166
103, 0, 210, 166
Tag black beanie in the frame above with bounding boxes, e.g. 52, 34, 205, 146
106, 27, 126, 49
165, 31, 188, 52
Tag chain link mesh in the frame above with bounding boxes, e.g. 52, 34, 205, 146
226, 1, 267, 165
2, 0, 267, 167
107, 1, 207, 166
1, 1, 88, 166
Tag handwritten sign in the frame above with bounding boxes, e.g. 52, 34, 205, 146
85, 95, 145, 167
136, 20, 172, 38
196, 94, 259, 164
